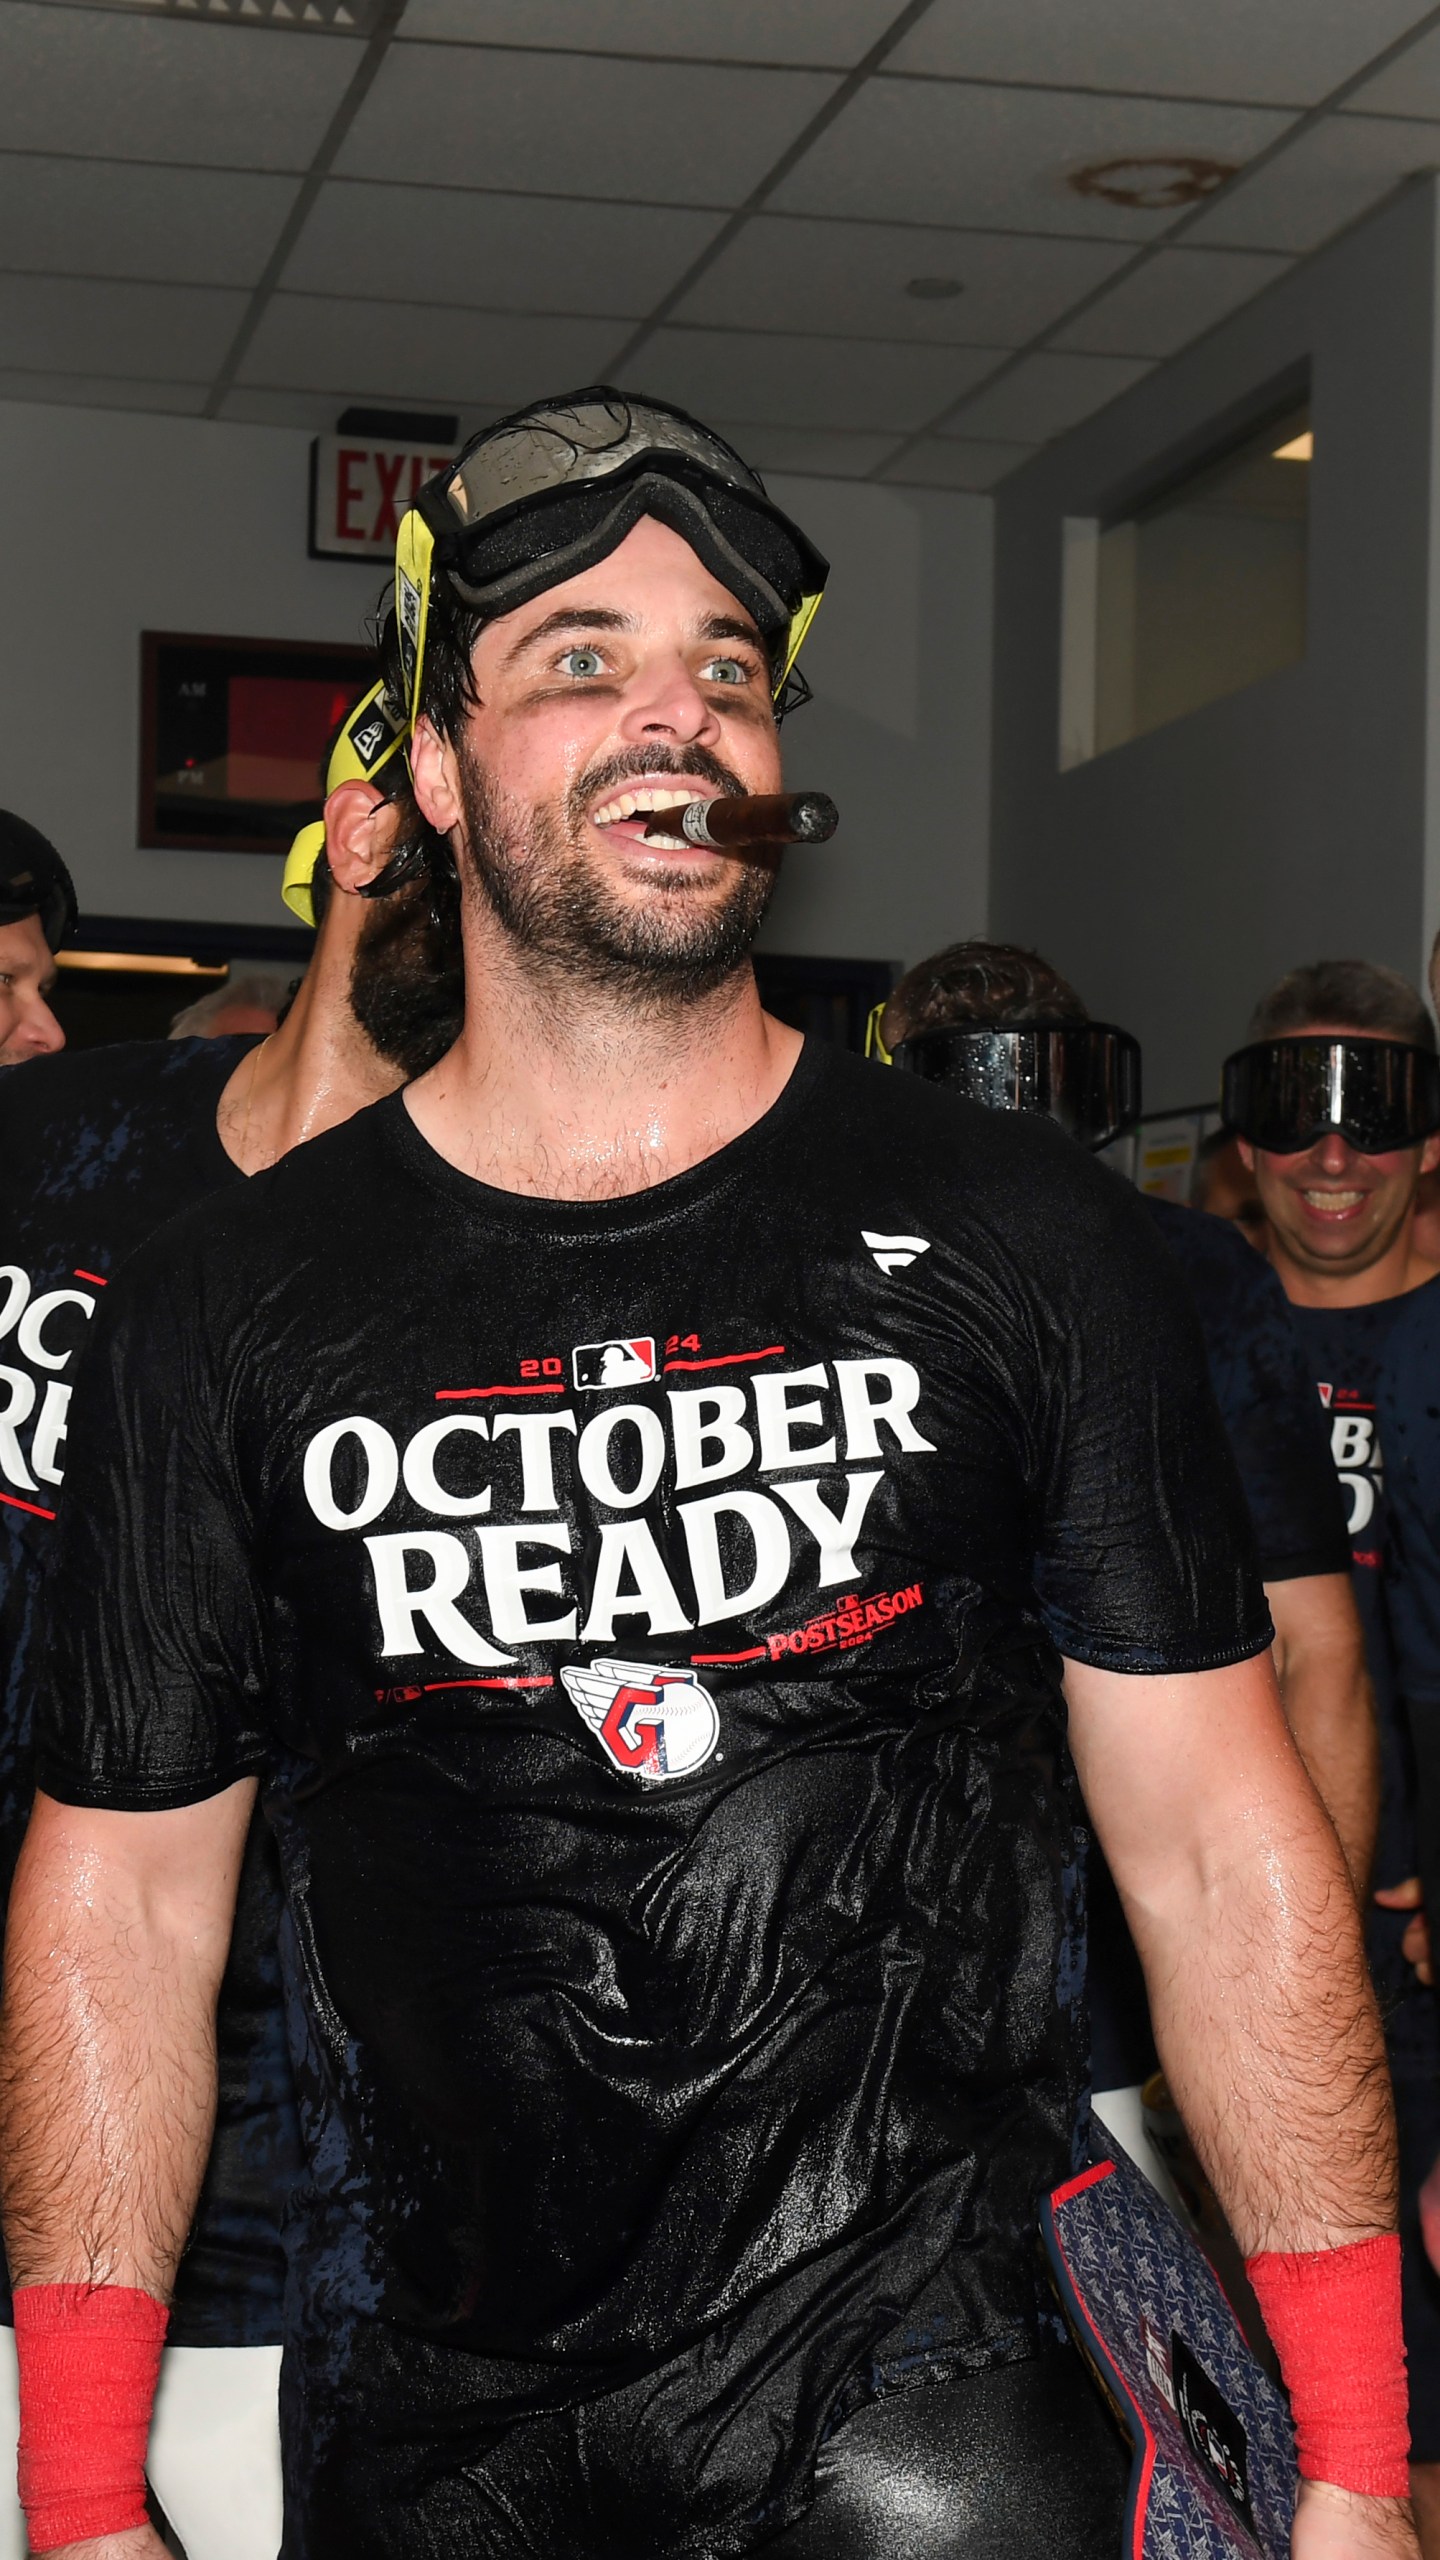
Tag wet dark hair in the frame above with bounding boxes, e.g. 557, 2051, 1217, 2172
884, 938, 1089, 1047
1248, 959, 1436, 1052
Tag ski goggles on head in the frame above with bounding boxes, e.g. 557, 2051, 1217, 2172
0, 814, 77, 952
393, 388, 829, 735
281, 681, 410, 927
886, 1021, 1143, 1152
1222, 1036, 1440, 1154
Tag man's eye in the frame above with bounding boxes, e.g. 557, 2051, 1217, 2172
557, 647, 605, 678
702, 657, 750, 686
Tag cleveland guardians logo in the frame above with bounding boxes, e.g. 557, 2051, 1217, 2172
572, 1336, 656, 1391
561, 1659, 720, 1781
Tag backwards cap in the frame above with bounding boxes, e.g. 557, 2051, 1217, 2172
0, 811, 77, 953
283, 387, 828, 927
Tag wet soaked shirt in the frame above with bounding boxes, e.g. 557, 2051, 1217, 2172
0, 1037, 302, 2346
37, 1047, 1269, 2556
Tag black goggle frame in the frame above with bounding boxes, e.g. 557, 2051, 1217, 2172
890, 1021, 1142, 1153
1222, 1037, 1440, 1155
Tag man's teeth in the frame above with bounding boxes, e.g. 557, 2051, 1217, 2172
591, 786, 699, 827
1302, 1188, 1366, 1209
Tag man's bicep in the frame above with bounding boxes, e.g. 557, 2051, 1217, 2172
14, 1783, 257, 1970
1064, 1651, 1308, 1909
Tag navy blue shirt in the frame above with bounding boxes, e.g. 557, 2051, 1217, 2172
0, 1037, 303, 2345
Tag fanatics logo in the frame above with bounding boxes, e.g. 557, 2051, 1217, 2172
572, 1336, 656, 1391
561, 1659, 721, 1782
861, 1230, 931, 1275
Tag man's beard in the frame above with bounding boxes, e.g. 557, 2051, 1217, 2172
454, 737, 778, 1005
347, 863, 464, 1081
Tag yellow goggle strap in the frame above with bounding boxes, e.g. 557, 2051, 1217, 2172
395, 508, 437, 736
865, 1000, 894, 1064
281, 678, 409, 926
778, 590, 823, 693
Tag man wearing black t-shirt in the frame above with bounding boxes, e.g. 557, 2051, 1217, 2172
0, 778, 460, 2560
0, 395, 1413, 2560
1230, 959, 1440, 2548
0, 812, 73, 1068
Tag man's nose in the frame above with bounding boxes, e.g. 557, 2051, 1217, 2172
1311, 1127, 1357, 1176
20, 997, 64, 1058
619, 656, 720, 746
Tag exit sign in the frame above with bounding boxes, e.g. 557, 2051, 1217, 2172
309, 434, 454, 560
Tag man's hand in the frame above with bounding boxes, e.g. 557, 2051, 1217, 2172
1294, 2480, 1419, 2557
1373, 1876, 1432, 1983
31, 2535, 167, 2560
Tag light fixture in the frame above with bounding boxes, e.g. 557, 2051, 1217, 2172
905, 276, 964, 301
55, 953, 227, 977
1273, 431, 1314, 462
1068, 155, 1239, 211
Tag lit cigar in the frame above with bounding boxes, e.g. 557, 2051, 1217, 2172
642, 791, 838, 848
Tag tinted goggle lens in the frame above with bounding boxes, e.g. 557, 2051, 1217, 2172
1222, 1038, 1440, 1152
889, 1023, 1142, 1152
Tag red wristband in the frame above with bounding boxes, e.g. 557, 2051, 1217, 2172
13, 2282, 169, 2552
1246, 2234, 1408, 2499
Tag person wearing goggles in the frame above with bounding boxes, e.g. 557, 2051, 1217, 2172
0, 812, 73, 1068
0, 393, 1411, 2560
1228, 960, 1440, 2546
0, 763, 461, 2560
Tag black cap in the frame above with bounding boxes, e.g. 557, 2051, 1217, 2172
0, 812, 77, 952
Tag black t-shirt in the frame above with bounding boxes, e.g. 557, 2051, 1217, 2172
37, 1047, 1268, 2556
0, 1036, 303, 2347
1377, 1280, 1440, 1951
1089, 1199, 1350, 2090
1288, 1285, 1440, 2072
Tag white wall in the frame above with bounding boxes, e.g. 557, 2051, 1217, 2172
0, 398, 992, 969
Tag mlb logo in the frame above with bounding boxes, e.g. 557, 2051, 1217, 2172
572, 1336, 656, 1391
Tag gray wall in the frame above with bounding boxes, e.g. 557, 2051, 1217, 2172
990, 179, 1437, 1110
0, 398, 991, 968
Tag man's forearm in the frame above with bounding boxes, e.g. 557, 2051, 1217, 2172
0, 1792, 245, 2294
1268, 1572, 1380, 1898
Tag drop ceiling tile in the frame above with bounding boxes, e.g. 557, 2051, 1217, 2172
0, 155, 299, 288
1052, 245, 1291, 355
617, 328, 1004, 433
879, 436, 1036, 490
671, 217, 1136, 345
0, 3, 364, 168
771, 80, 1295, 236
1185, 112, 1440, 250
0, 275, 246, 379
338, 46, 838, 206
939, 349, 1152, 440
889, 0, 1434, 107
237, 294, 628, 405
0, 368, 208, 418
219, 384, 506, 437
1346, 20, 1440, 116
397, 0, 898, 67
284, 182, 724, 316
710, 423, 908, 477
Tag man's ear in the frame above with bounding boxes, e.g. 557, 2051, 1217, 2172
324, 780, 399, 896
1421, 1131, 1440, 1176
1236, 1137, 1256, 1172
410, 716, 463, 837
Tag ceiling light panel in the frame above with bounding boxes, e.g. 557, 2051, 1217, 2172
26, 0, 386, 29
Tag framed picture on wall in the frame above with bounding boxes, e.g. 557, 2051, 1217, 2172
139, 632, 374, 854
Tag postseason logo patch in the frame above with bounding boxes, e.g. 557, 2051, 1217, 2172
572, 1336, 656, 1391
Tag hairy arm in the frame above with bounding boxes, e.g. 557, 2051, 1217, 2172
0, 1783, 254, 2560
1067, 1651, 1412, 2557
1267, 1572, 1380, 1897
